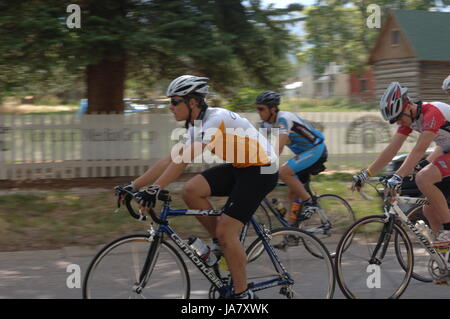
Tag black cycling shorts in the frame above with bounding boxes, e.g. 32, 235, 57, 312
201, 164, 278, 225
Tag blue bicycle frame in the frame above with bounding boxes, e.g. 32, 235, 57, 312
148, 201, 293, 298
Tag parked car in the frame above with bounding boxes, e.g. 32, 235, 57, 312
78, 98, 167, 114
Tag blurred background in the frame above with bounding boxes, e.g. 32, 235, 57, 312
0, 0, 449, 253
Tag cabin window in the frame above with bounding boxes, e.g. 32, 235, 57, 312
391, 30, 400, 45
360, 79, 368, 92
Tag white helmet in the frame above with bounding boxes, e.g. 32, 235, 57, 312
442, 75, 450, 92
166, 75, 209, 97
380, 82, 409, 124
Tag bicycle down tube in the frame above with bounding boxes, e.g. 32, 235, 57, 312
392, 196, 449, 273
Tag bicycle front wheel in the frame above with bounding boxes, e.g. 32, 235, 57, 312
299, 194, 355, 256
335, 215, 413, 299
83, 234, 190, 299
245, 227, 335, 299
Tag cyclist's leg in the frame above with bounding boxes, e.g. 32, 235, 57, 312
423, 204, 442, 233
280, 164, 310, 202
416, 158, 450, 231
217, 165, 278, 294
280, 143, 326, 221
182, 164, 235, 237
216, 214, 247, 293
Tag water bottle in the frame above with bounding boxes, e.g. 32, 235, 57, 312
187, 236, 217, 267
289, 200, 302, 222
218, 256, 229, 271
415, 220, 433, 243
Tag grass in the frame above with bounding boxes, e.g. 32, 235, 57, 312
0, 173, 383, 252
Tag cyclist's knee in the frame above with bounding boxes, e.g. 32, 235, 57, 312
416, 169, 433, 187
279, 165, 294, 179
216, 218, 241, 248
182, 176, 210, 200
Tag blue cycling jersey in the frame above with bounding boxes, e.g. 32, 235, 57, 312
260, 111, 325, 154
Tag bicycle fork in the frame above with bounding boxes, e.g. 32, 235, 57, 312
133, 227, 161, 294
369, 216, 395, 266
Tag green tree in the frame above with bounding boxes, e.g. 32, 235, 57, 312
302, 0, 450, 74
0, 0, 302, 113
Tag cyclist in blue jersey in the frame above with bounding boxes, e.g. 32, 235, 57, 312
256, 91, 328, 224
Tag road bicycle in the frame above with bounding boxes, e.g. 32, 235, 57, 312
334, 176, 450, 299
82, 187, 335, 299
254, 175, 355, 257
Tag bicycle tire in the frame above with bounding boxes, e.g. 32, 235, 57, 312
395, 204, 433, 283
83, 234, 190, 299
335, 215, 413, 299
245, 227, 335, 299
299, 194, 356, 257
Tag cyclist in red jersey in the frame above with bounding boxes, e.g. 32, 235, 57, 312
353, 82, 450, 247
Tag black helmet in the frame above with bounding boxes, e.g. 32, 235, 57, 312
255, 91, 281, 108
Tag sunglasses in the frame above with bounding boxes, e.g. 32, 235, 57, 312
256, 106, 267, 112
170, 98, 184, 106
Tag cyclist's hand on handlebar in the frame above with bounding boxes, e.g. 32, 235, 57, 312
351, 169, 370, 192
115, 183, 137, 204
384, 174, 403, 197
135, 185, 161, 208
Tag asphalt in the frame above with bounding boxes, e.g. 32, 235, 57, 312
1, 243, 449, 299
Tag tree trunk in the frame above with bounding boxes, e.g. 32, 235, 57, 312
86, 54, 126, 114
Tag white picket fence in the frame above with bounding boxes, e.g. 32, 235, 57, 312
0, 111, 420, 180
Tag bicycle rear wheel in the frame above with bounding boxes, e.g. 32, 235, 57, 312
395, 205, 433, 283
299, 194, 355, 257
245, 227, 335, 299
335, 215, 413, 299
83, 234, 190, 299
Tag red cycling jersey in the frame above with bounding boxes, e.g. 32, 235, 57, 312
397, 101, 450, 177
397, 102, 450, 152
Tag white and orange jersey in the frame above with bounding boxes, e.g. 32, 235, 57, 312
397, 101, 450, 152
183, 107, 277, 167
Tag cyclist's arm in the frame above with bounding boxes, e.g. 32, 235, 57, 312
367, 133, 408, 175
277, 133, 290, 155
426, 145, 443, 162
396, 131, 436, 177
153, 141, 207, 189
132, 155, 173, 189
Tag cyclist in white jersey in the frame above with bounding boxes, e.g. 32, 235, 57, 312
443, 75, 450, 100
353, 82, 450, 249
117, 75, 278, 299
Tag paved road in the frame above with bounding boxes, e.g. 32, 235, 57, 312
0, 243, 449, 299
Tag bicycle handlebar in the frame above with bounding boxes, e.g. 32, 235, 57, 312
114, 186, 169, 225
